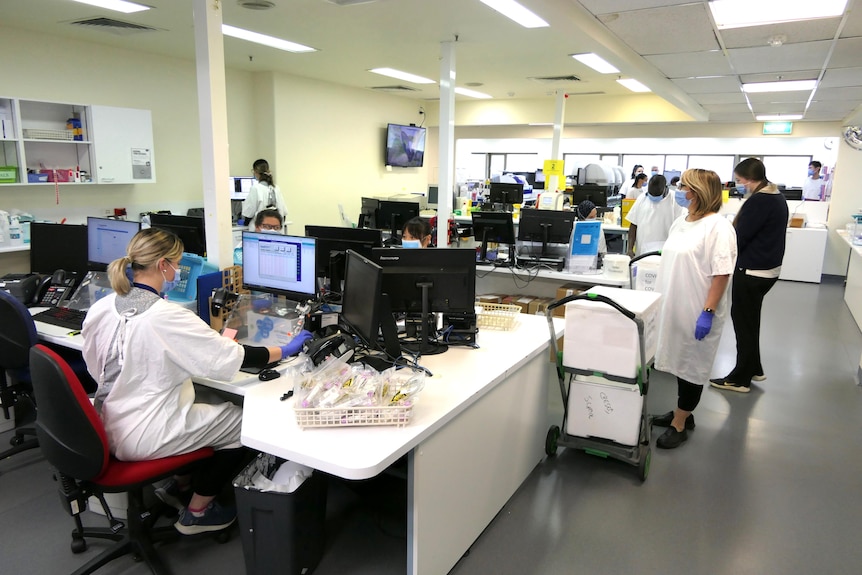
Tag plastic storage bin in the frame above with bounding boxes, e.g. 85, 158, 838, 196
164, 252, 218, 309
565, 375, 644, 445
0, 166, 17, 183
234, 453, 327, 575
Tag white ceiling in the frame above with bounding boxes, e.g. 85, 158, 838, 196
4, 0, 862, 125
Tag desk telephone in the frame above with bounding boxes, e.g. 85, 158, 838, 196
35, 270, 76, 307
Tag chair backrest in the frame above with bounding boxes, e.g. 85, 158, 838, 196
0, 289, 38, 370
29, 345, 109, 481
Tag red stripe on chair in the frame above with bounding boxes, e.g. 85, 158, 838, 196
97, 448, 214, 488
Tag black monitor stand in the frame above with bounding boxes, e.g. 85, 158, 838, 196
401, 281, 447, 356
352, 294, 404, 371
479, 228, 514, 267
328, 251, 346, 295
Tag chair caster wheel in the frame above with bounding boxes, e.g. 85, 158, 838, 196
214, 530, 231, 544
10, 435, 25, 447
71, 537, 88, 554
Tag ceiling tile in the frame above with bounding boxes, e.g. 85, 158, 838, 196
747, 92, 811, 104
751, 103, 805, 114
719, 19, 840, 49
840, 6, 862, 38
645, 51, 733, 78
599, 4, 718, 56
693, 92, 747, 105
727, 41, 832, 74
739, 70, 820, 83
820, 67, 862, 88
704, 103, 752, 114
579, 0, 694, 16
672, 76, 741, 94
802, 109, 852, 121
829, 37, 862, 68
708, 113, 757, 123
807, 100, 859, 114
813, 86, 862, 101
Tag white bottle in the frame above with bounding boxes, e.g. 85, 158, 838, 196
8, 215, 22, 246
613, 206, 621, 226
0, 210, 9, 246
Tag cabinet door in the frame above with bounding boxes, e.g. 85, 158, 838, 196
90, 105, 155, 184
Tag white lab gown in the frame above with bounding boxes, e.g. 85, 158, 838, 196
654, 213, 737, 384
625, 193, 686, 254
82, 291, 246, 461
242, 181, 287, 230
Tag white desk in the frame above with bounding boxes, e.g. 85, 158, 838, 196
476, 263, 628, 298
241, 314, 563, 575
31, 307, 85, 351
454, 214, 629, 252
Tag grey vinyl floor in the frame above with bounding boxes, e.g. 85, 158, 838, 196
2, 278, 861, 575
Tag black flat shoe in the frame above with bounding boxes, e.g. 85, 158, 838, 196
709, 377, 726, 385
656, 426, 688, 449
650, 411, 695, 430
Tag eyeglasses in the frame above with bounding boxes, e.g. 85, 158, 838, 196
258, 224, 281, 231
678, 182, 689, 189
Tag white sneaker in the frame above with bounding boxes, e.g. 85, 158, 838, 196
752, 374, 767, 382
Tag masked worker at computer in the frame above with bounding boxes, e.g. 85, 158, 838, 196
576, 200, 607, 256
240, 159, 287, 231
625, 174, 685, 258
82, 227, 311, 536
402, 217, 433, 248
234, 209, 283, 264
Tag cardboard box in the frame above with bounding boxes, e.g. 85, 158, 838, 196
789, 215, 805, 228
477, 294, 502, 304
529, 297, 553, 316
563, 285, 661, 380
565, 375, 643, 446
554, 282, 586, 317
513, 296, 536, 314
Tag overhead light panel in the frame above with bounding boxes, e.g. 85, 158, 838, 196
756, 114, 803, 121
742, 80, 816, 93
478, 0, 549, 28
70, 0, 150, 12
617, 78, 650, 93
222, 24, 316, 53
369, 68, 436, 84
455, 87, 492, 99
571, 53, 619, 74
709, 0, 848, 29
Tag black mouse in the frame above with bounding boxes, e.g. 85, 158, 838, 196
258, 368, 281, 381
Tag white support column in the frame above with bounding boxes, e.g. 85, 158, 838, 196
549, 90, 567, 191
193, 0, 232, 268
437, 41, 456, 249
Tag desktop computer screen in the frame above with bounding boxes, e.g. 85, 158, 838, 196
149, 213, 207, 258
305, 225, 383, 291
242, 232, 317, 301
471, 211, 516, 262
86, 217, 142, 270
570, 184, 609, 208
489, 182, 524, 207
230, 176, 255, 200
377, 200, 420, 240
30, 223, 89, 275
517, 209, 575, 260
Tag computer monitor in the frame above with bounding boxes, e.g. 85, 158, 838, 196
30, 223, 88, 275
372, 247, 476, 356
534, 169, 546, 190
149, 213, 207, 258
230, 176, 255, 200
376, 200, 420, 241
359, 197, 379, 229
427, 185, 440, 209
471, 211, 516, 263
489, 182, 524, 211
517, 209, 575, 257
304, 225, 384, 293
570, 184, 609, 208
86, 217, 142, 271
341, 250, 401, 365
241, 232, 317, 301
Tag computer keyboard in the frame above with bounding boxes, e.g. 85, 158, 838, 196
33, 307, 88, 331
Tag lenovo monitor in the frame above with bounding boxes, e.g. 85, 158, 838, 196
148, 213, 207, 258
242, 232, 317, 302
86, 217, 142, 271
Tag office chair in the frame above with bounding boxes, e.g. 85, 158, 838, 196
29, 344, 214, 575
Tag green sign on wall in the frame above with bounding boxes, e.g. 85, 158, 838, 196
762, 122, 793, 135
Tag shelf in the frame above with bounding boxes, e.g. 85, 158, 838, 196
0, 244, 29, 254
0, 181, 93, 186
22, 139, 92, 144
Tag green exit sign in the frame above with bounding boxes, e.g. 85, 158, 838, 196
763, 121, 793, 135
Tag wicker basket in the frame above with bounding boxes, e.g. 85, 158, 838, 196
23, 128, 75, 141
294, 404, 414, 429
475, 302, 520, 331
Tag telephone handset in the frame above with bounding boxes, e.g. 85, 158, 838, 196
35, 269, 75, 307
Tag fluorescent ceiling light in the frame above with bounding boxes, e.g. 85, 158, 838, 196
222, 25, 316, 53
70, 0, 150, 12
478, 0, 549, 28
756, 114, 803, 121
571, 53, 619, 74
529, 123, 554, 126
369, 68, 435, 84
617, 78, 651, 93
709, 0, 848, 29
742, 80, 816, 93
455, 87, 492, 99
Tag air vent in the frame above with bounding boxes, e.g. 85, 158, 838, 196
370, 85, 420, 93
69, 17, 159, 35
238, 0, 276, 9
528, 75, 582, 84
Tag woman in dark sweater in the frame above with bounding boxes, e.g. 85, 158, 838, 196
711, 158, 788, 393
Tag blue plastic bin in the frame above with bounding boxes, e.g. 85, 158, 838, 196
165, 252, 218, 308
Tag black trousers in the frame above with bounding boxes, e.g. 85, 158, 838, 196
727, 268, 778, 384
677, 378, 703, 412
191, 447, 255, 498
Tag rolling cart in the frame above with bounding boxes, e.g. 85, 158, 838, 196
544, 291, 655, 482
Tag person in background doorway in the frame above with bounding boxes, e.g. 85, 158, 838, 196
402, 217, 432, 248
240, 159, 287, 230
650, 166, 660, 178
620, 164, 644, 198
627, 173, 649, 201
576, 199, 607, 256
652, 169, 737, 449
625, 174, 685, 258
710, 158, 788, 393
802, 160, 823, 201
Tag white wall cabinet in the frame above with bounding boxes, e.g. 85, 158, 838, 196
0, 97, 155, 186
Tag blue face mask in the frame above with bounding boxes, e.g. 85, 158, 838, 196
647, 193, 663, 203
808, 169, 815, 177
674, 189, 691, 208
735, 184, 747, 195
161, 262, 182, 293
651, 171, 659, 177
402, 239, 422, 249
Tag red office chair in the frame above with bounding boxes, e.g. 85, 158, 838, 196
29, 344, 214, 575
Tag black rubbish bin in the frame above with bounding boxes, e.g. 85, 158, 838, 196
233, 453, 327, 575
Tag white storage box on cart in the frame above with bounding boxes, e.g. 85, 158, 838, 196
565, 375, 643, 445
562, 285, 661, 380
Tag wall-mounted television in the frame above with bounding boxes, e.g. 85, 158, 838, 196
385, 123, 426, 168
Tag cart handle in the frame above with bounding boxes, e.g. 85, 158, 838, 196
628, 250, 661, 267
546, 293, 636, 320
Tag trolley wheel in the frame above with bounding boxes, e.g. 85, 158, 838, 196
214, 529, 231, 544
545, 426, 560, 457
71, 536, 87, 554
638, 446, 651, 482
10, 435, 25, 447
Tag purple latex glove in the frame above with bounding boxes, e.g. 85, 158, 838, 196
280, 330, 313, 359
236, 217, 245, 226
694, 311, 713, 340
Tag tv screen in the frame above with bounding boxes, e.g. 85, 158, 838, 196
386, 123, 426, 168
